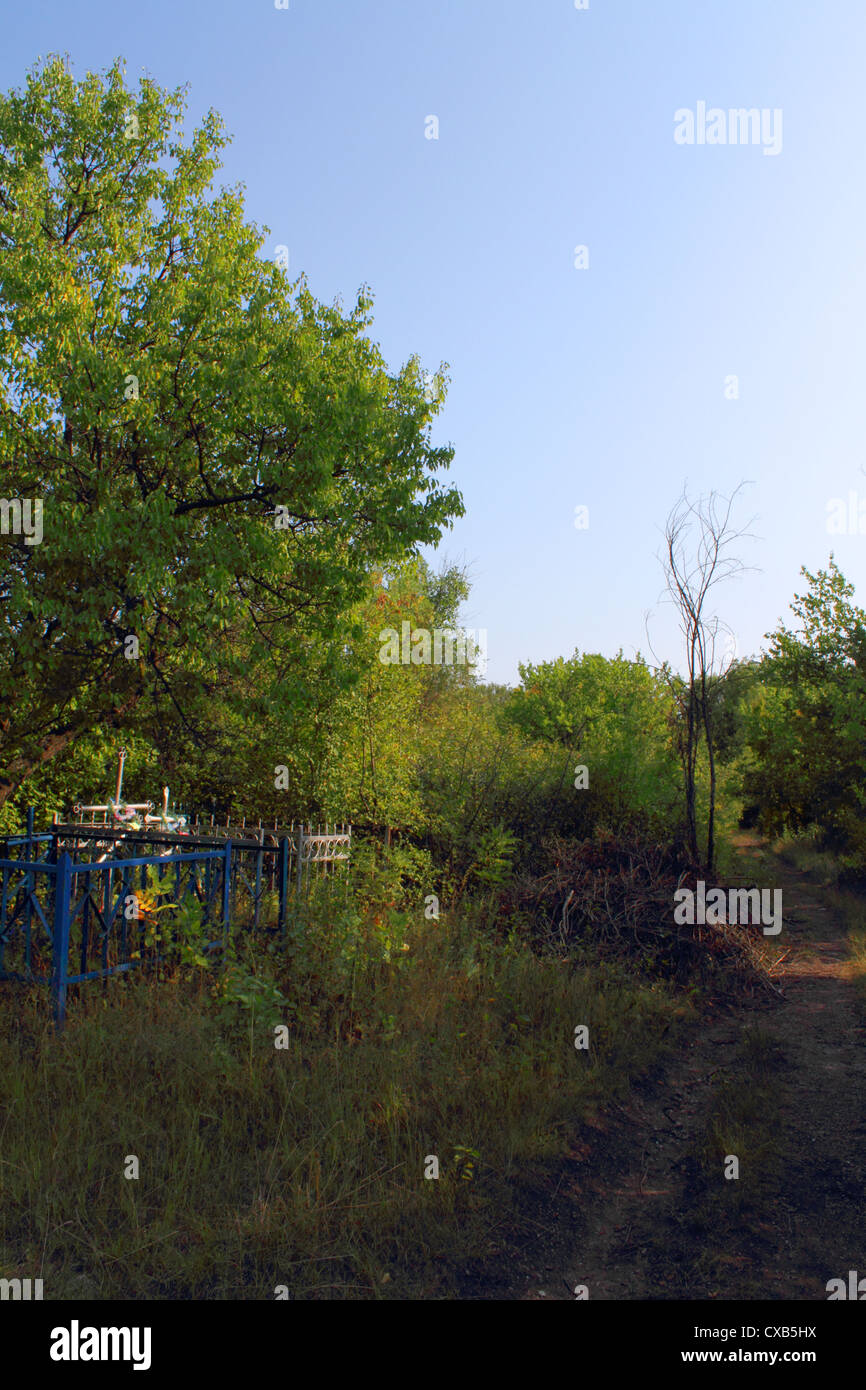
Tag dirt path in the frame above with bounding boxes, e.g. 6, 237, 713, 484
486, 835, 866, 1300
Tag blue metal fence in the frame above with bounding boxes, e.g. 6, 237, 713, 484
0, 813, 352, 1029
0, 844, 232, 1028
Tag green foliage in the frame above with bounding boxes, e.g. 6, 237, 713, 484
132, 864, 211, 973
705, 660, 764, 764
741, 559, 866, 865
0, 55, 462, 807
349, 836, 434, 913
0, 733, 160, 834
214, 963, 287, 1036
317, 557, 476, 830
472, 822, 518, 889
504, 651, 681, 839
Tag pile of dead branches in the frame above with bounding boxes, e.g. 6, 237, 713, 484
502, 830, 775, 998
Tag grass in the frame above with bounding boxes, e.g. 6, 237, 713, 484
773, 830, 842, 885
767, 830, 866, 1011
0, 887, 689, 1300
810, 882, 866, 1015
676, 1025, 790, 1296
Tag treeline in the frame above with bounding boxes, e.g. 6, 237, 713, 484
7, 546, 866, 896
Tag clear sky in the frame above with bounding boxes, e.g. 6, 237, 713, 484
4, 1, 865, 685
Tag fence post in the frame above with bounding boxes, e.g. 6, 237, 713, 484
278, 836, 289, 938
253, 830, 264, 931
52, 852, 73, 1031
222, 840, 232, 941
296, 821, 305, 908
80, 870, 91, 976
24, 806, 34, 973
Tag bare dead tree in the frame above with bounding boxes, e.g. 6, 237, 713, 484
647, 485, 755, 872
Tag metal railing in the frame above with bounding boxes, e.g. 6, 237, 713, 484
0, 810, 354, 1028
0, 845, 230, 1028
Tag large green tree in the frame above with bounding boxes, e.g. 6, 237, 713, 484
0, 57, 462, 807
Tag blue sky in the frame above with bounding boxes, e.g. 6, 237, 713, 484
4, 1, 866, 684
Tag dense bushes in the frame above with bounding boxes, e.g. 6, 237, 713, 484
738, 560, 866, 876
